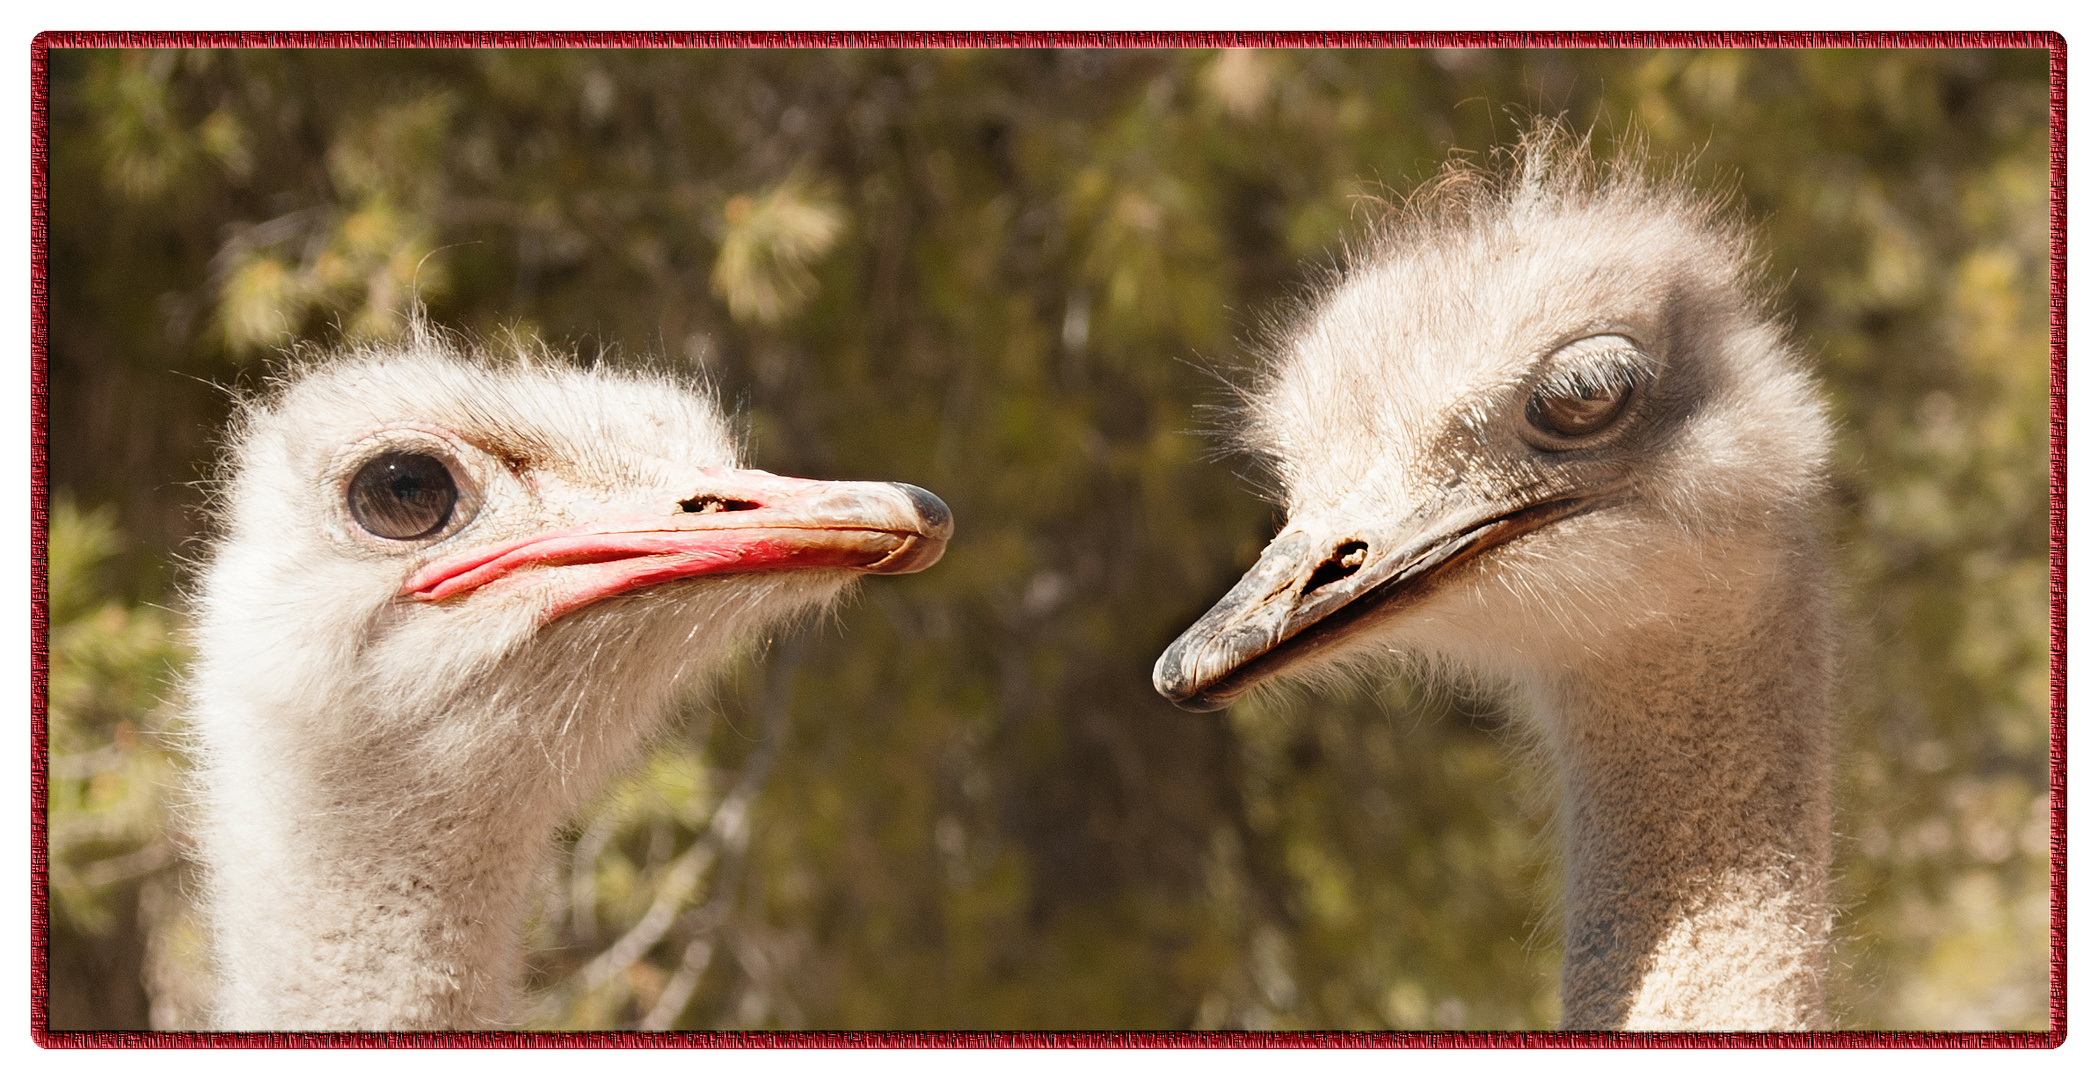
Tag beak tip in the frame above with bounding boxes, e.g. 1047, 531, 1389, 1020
1152, 641, 1237, 713
895, 483, 953, 541
858, 483, 953, 575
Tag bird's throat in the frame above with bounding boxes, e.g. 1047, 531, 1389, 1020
1541, 548, 1835, 1031
204, 750, 568, 1030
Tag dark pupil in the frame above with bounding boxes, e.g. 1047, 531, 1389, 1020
1531, 383, 1628, 437
348, 453, 458, 540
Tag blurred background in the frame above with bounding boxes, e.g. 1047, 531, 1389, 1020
40, 47, 2052, 1031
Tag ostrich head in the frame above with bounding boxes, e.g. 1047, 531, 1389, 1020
184, 330, 950, 1029
189, 332, 950, 853
185, 332, 949, 1029
1155, 134, 1832, 713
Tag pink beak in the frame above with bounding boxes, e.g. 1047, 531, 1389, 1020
401, 469, 951, 623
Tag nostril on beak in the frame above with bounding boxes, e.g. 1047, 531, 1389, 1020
1302, 540, 1368, 595
678, 495, 760, 514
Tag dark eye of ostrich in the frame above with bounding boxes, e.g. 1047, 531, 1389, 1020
1526, 379, 1633, 439
347, 452, 459, 540
1523, 335, 1651, 445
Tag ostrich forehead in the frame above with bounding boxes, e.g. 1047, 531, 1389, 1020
242, 343, 742, 492
1253, 193, 1749, 512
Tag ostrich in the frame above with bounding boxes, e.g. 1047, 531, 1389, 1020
1154, 132, 1836, 1031
184, 331, 951, 1030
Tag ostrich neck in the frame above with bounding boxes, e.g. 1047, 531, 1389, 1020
204, 701, 597, 1031
1541, 543, 1833, 1031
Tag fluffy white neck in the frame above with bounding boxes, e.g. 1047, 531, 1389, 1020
191, 604, 716, 1031
1534, 541, 1833, 1030
188, 557, 842, 1030
200, 697, 593, 1030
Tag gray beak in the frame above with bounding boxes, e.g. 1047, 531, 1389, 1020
1152, 493, 1606, 712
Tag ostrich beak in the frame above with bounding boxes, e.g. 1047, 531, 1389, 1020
403, 469, 951, 622
1152, 492, 1605, 712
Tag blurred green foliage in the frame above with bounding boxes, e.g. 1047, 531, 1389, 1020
43, 499, 207, 1028
42, 47, 2051, 1030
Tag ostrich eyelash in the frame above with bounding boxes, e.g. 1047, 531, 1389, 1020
1531, 341, 1656, 403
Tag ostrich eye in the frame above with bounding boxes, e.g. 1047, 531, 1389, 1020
1526, 378, 1634, 440
348, 452, 459, 540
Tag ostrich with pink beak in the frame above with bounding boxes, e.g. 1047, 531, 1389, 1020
186, 332, 949, 1030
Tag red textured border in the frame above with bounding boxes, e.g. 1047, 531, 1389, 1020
26, 29, 2068, 1050
28, 16, 55, 1055
16, 30, 2079, 50
2045, 21, 2070, 1049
